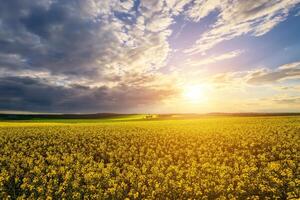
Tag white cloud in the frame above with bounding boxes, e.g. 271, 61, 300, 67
166, 0, 189, 15
203, 61, 300, 90
271, 95, 300, 105
186, 50, 243, 67
184, 0, 300, 54
275, 85, 300, 91
146, 15, 174, 32
185, 0, 221, 21
278, 61, 300, 69
247, 62, 300, 84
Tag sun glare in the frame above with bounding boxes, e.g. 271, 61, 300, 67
182, 84, 206, 103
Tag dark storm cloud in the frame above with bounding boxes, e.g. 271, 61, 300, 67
0, 76, 175, 113
0, 0, 120, 77
0, 0, 178, 112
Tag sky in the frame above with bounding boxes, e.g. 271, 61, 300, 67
0, 0, 300, 114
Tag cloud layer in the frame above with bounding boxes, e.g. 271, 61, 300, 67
185, 0, 300, 54
0, 0, 179, 112
0, 76, 177, 113
247, 62, 300, 84
0, 0, 299, 112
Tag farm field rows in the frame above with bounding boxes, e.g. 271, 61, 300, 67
0, 116, 299, 199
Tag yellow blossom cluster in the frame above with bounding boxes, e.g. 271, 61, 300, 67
0, 117, 299, 199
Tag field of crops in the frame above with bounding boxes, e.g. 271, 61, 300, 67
0, 116, 299, 199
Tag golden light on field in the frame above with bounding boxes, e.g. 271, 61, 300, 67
182, 84, 207, 103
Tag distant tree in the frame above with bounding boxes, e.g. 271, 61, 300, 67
145, 114, 153, 119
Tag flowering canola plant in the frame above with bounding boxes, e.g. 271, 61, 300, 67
0, 117, 299, 199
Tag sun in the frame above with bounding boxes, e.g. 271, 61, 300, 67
182, 84, 206, 103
